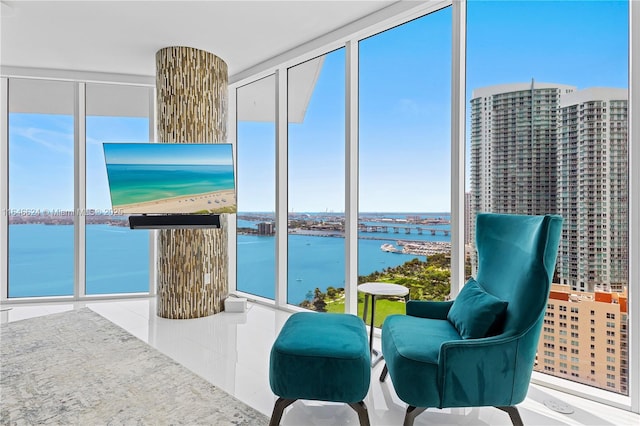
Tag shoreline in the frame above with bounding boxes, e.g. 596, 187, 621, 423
114, 189, 236, 214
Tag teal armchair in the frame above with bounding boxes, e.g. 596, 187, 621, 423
380, 213, 563, 426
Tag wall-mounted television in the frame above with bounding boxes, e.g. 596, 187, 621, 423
103, 143, 236, 228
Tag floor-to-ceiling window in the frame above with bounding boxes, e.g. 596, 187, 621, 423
287, 49, 346, 311
4, 78, 153, 300
236, 75, 277, 300
357, 8, 452, 326
466, 0, 629, 396
85, 83, 151, 295
231, 4, 454, 324
8, 79, 75, 297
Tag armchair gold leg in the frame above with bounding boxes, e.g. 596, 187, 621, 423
496, 406, 524, 426
403, 406, 427, 426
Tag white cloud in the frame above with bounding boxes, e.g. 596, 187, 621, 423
11, 126, 74, 156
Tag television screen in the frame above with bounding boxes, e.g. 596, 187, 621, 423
103, 143, 236, 215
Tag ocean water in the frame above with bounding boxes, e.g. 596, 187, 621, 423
8, 225, 76, 297
106, 164, 235, 206
8, 214, 450, 304
8, 224, 150, 297
236, 214, 450, 303
236, 234, 423, 303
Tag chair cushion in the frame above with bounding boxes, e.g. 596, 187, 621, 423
269, 312, 370, 403
383, 314, 461, 364
381, 314, 462, 407
447, 278, 508, 339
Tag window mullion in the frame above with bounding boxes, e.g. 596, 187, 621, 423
275, 68, 288, 307
75, 82, 86, 299
628, 0, 639, 414
148, 86, 157, 296
0, 78, 8, 302
450, 0, 467, 297
345, 39, 359, 315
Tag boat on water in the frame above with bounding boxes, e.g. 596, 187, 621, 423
380, 243, 401, 253
380, 240, 453, 257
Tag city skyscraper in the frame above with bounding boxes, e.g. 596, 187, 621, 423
464, 192, 472, 246
470, 81, 576, 218
537, 284, 628, 395
557, 88, 628, 293
469, 82, 628, 293
469, 81, 575, 270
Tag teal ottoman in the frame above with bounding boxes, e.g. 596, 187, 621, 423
269, 312, 371, 426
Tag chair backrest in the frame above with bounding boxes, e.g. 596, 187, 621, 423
475, 213, 563, 336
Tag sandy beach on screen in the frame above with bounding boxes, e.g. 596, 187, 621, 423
115, 189, 236, 214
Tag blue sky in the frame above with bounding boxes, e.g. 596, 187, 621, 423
103, 143, 234, 165
9, 1, 629, 212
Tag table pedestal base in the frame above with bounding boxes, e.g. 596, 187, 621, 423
359, 282, 410, 369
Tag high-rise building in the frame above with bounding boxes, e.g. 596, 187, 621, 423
469, 81, 575, 269
536, 284, 629, 395
257, 222, 275, 235
464, 192, 472, 246
557, 88, 628, 293
470, 81, 576, 218
470, 82, 628, 293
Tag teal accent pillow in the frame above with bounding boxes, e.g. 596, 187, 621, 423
447, 278, 508, 339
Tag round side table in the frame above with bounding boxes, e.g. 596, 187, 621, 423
357, 282, 409, 366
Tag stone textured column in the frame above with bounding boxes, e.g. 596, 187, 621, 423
155, 46, 228, 319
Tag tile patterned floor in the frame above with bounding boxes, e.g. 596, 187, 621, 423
2, 298, 639, 425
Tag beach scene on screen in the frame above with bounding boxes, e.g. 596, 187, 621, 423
103, 143, 237, 214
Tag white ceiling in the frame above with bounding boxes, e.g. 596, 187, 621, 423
0, 0, 402, 79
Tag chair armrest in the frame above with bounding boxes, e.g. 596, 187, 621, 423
406, 300, 453, 319
438, 333, 530, 407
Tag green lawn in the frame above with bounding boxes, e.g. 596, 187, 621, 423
325, 296, 406, 328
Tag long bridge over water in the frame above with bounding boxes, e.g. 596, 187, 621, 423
358, 225, 449, 236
